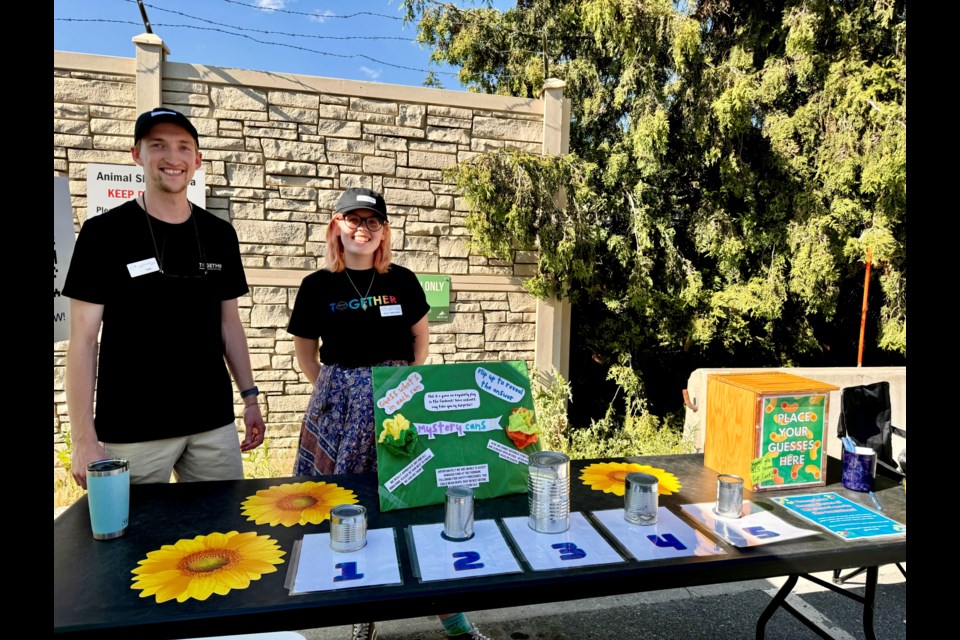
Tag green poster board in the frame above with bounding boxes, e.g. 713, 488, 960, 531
372, 361, 541, 512
416, 274, 451, 322
757, 394, 827, 489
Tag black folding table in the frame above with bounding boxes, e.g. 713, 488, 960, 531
53, 454, 906, 639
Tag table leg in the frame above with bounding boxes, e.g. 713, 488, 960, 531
756, 574, 797, 640
862, 565, 878, 640
757, 568, 882, 640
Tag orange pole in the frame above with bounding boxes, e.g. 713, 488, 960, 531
857, 246, 872, 367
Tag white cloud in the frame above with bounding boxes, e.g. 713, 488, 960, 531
359, 66, 382, 80
255, 0, 286, 11
309, 10, 336, 23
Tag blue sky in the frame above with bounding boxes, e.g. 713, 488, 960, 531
54, 0, 510, 90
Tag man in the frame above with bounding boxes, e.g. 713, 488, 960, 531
64, 107, 265, 488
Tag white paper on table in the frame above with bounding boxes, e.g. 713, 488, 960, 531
679, 501, 820, 548
591, 508, 727, 560
500, 512, 626, 571
408, 519, 522, 582
288, 528, 402, 594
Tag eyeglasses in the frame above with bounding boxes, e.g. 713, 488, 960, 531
340, 213, 385, 231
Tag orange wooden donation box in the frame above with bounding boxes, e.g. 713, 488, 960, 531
704, 372, 839, 492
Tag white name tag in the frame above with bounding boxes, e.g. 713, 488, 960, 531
380, 304, 402, 317
127, 257, 160, 278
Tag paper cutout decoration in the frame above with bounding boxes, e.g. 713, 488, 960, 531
373, 361, 541, 512
131, 531, 285, 603
241, 481, 359, 527
580, 461, 682, 496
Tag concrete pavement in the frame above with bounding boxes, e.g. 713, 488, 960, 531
296, 564, 906, 640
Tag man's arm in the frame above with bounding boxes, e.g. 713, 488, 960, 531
65, 299, 108, 489
411, 315, 430, 365
221, 298, 265, 452
293, 336, 321, 386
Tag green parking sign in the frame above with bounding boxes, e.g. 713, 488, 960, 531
416, 274, 451, 322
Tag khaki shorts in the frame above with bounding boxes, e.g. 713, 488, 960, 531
104, 423, 244, 484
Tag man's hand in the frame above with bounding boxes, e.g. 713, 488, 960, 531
71, 438, 109, 490
241, 404, 266, 452
65, 299, 107, 491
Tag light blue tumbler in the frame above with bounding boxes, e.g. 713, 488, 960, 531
86, 458, 130, 540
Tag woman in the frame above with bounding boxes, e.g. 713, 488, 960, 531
288, 187, 491, 640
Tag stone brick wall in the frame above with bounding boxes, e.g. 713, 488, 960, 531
53, 50, 553, 467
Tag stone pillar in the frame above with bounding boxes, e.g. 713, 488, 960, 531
541, 78, 570, 156
534, 79, 572, 383
133, 33, 169, 114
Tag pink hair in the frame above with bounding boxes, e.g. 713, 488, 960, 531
324, 214, 393, 273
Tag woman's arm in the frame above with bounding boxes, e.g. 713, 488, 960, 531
294, 336, 322, 385
410, 315, 430, 365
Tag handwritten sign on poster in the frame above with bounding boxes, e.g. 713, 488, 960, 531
373, 361, 541, 512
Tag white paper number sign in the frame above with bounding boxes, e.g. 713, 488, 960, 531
501, 512, 626, 571
591, 508, 726, 560
289, 528, 402, 594
679, 501, 820, 548
408, 520, 522, 582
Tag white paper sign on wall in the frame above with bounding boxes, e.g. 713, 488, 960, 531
85, 163, 206, 218
53, 176, 74, 343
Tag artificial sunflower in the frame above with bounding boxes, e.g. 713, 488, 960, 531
131, 530, 285, 603
579, 462, 682, 496
378, 413, 417, 456
506, 407, 540, 449
241, 481, 358, 527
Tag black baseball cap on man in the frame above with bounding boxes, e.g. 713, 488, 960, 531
134, 107, 200, 146
335, 187, 388, 221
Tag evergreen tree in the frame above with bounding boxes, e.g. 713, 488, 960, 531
404, 0, 906, 424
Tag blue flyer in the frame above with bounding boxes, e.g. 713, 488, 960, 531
770, 492, 906, 541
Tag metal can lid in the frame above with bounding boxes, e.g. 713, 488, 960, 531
86, 458, 129, 476
625, 472, 659, 488
330, 504, 366, 525
529, 451, 569, 468
717, 473, 744, 485
446, 486, 474, 499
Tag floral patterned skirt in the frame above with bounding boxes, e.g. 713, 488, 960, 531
293, 361, 407, 477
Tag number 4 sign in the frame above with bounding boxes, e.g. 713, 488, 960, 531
591, 508, 726, 560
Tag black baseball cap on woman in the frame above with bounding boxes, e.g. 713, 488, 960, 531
335, 187, 388, 221
134, 107, 200, 146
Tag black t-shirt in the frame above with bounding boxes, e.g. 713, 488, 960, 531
288, 265, 430, 368
63, 199, 249, 442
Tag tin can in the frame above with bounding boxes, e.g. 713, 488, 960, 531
715, 473, 745, 518
86, 458, 130, 540
624, 472, 659, 525
329, 504, 367, 552
443, 486, 475, 541
527, 451, 571, 533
